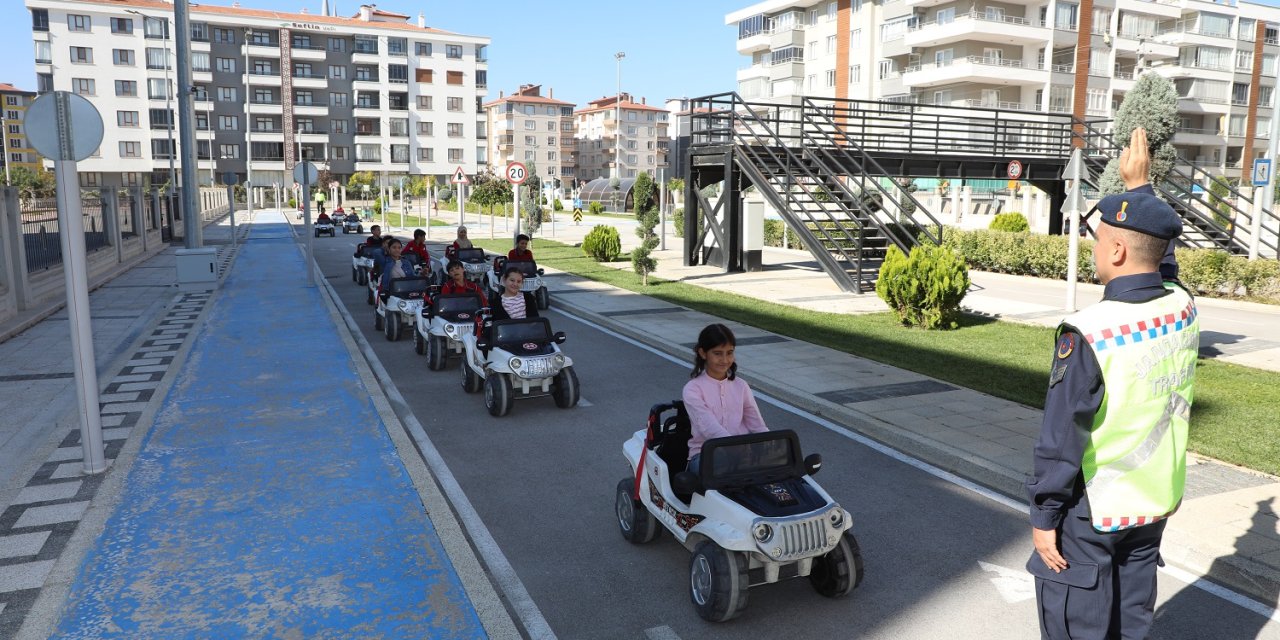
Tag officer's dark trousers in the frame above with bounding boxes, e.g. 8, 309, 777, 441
1035, 500, 1167, 640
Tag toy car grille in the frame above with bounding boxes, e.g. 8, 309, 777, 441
516, 357, 556, 379
778, 518, 829, 560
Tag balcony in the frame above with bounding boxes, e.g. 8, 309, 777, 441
1113, 31, 1179, 59
290, 44, 326, 61
293, 102, 328, 116
250, 127, 284, 141
736, 31, 770, 55
902, 56, 1044, 88
1172, 128, 1226, 146
1119, 0, 1182, 20
291, 72, 328, 89
1157, 20, 1234, 48
247, 99, 283, 115
193, 69, 212, 84
354, 102, 382, 115
905, 12, 1048, 48
247, 71, 282, 87
737, 64, 770, 83
769, 61, 804, 82
352, 47, 380, 63
296, 129, 329, 142
246, 43, 280, 58
352, 77, 381, 91
1176, 96, 1232, 113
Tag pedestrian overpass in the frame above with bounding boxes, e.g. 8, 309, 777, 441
681, 92, 1280, 294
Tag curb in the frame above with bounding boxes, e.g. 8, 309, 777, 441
546, 277, 1280, 614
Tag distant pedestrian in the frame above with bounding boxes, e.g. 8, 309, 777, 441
1027, 128, 1197, 640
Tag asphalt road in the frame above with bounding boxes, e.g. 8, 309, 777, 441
309, 231, 1280, 640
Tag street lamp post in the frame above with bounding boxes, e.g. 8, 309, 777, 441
126, 10, 176, 216
1, 110, 10, 185
244, 28, 254, 215
615, 51, 625, 180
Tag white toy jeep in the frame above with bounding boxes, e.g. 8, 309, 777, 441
485, 257, 550, 310
459, 315, 579, 417
374, 275, 431, 342
366, 252, 428, 306
314, 219, 335, 237
445, 247, 491, 285
415, 291, 484, 369
352, 243, 379, 286
618, 402, 863, 622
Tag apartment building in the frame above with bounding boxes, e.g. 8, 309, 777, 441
727, 0, 1280, 176
26, 0, 490, 189
573, 93, 671, 182
0, 83, 43, 181
483, 84, 576, 184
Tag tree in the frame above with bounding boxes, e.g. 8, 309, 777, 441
632, 172, 656, 217
6, 166, 56, 201
1208, 175, 1235, 229
347, 171, 377, 195
470, 171, 512, 216
608, 176, 622, 213
666, 177, 685, 196
631, 172, 661, 285
521, 162, 543, 234
1099, 73, 1180, 195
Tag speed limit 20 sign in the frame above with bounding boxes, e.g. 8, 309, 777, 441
506, 162, 528, 185
1006, 160, 1024, 180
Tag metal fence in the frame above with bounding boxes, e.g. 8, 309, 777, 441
117, 190, 137, 239
19, 190, 114, 272
82, 190, 108, 252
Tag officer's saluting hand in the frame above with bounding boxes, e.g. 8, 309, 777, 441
1026, 128, 1198, 640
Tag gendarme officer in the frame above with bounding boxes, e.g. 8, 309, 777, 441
1026, 128, 1199, 640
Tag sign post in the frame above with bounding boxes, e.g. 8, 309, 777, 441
1251, 159, 1272, 259
222, 172, 240, 247
25, 91, 108, 474
294, 161, 319, 286
1062, 149, 1086, 312
451, 166, 470, 227
506, 162, 528, 245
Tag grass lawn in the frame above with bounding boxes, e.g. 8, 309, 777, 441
481, 238, 1280, 477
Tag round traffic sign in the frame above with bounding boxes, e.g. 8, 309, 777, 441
221, 172, 240, 186
1007, 160, 1024, 180
293, 161, 319, 185
25, 91, 104, 162
506, 162, 528, 185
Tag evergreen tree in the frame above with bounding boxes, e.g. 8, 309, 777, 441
1099, 73, 1179, 195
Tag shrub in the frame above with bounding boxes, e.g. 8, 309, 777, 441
287, 197, 296, 209
437, 187, 453, 202
876, 244, 970, 329
763, 219, 786, 247
582, 225, 622, 262
588, 201, 605, 215
942, 228, 1096, 282
553, 198, 564, 211
989, 212, 1029, 233
673, 207, 684, 237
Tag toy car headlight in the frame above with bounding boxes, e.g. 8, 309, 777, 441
829, 508, 845, 529
444, 323, 457, 337
509, 357, 523, 370
553, 354, 565, 367
398, 300, 409, 312
752, 522, 773, 543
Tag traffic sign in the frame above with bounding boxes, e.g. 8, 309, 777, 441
292, 161, 318, 185
1253, 158, 1273, 187
26, 92, 103, 162
1006, 160, 1023, 180
506, 162, 528, 185
221, 172, 240, 186
451, 166, 470, 185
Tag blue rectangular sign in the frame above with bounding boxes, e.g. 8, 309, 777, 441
1253, 158, 1273, 187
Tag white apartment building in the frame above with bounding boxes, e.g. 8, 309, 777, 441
483, 84, 576, 184
727, 0, 1280, 177
26, 0, 490, 189
574, 93, 671, 182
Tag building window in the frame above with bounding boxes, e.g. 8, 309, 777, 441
219, 115, 239, 130
827, 35, 837, 54
825, 70, 836, 87
68, 14, 91, 32
878, 60, 894, 79
329, 37, 346, 52
118, 111, 140, 127
850, 64, 862, 84
110, 49, 134, 66
417, 96, 433, 109
417, 122, 434, 135
34, 41, 51, 64
389, 65, 408, 83
447, 71, 464, 85
447, 97, 463, 111
354, 36, 378, 54
331, 119, 348, 134
73, 78, 95, 96
191, 22, 209, 41
391, 144, 409, 163
119, 141, 141, 158
525, 135, 537, 145
329, 65, 346, 79
219, 144, 239, 159
447, 123, 463, 137
416, 42, 432, 56
548, 151, 557, 161
332, 146, 348, 160
524, 120, 536, 130
446, 44, 463, 59
388, 37, 407, 56
547, 136, 557, 146
248, 31, 272, 46
330, 93, 348, 107
116, 80, 137, 96
295, 90, 314, 105
416, 69, 433, 83
213, 28, 235, 44
356, 144, 380, 161
217, 57, 236, 73
70, 47, 93, 64
1237, 50, 1254, 71
151, 139, 173, 158
32, 8, 49, 32
110, 17, 133, 34
146, 48, 169, 70
417, 148, 432, 161
218, 87, 237, 102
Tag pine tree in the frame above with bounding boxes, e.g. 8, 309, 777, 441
1099, 73, 1180, 195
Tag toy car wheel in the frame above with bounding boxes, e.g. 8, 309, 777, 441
484, 372, 513, 417
385, 312, 401, 342
427, 335, 449, 371
358, 268, 368, 286
689, 541, 750, 623
536, 287, 550, 310
552, 365, 579, 409
366, 287, 374, 306
809, 530, 864, 598
615, 478, 659, 544
352, 266, 359, 284
461, 362, 483, 393
374, 309, 384, 331
413, 328, 427, 355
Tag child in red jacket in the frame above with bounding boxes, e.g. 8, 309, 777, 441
508, 234, 534, 262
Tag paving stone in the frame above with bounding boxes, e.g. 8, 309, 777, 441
150, 339, 184, 345
110, 374, 158, 383
115, 382, 160, 392
45, 448, 82, 463
97, 392, 141, 403
127, 365, 168, 373
99, 414, 125, 427
0, 560, 56, 592
13, 481, 82, 505
99, 402, 148, 415
101, 427, 132, 441
125, 358, 164, 367
12, 501, 90, 528
0, 531, 50, 560
47, 463, 87, 481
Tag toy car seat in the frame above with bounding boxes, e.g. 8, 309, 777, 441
493, 256, 507, 275
650, 401, 692, 485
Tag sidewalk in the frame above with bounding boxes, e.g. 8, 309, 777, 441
1, 212, 509, 638
541, 263, 1280, 607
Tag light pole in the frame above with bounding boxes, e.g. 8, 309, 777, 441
206, 101, 215, 185
1, 109, 10, 185
615, 51, 625, 180
244, 28, 254, 214
126, 10, 175, 202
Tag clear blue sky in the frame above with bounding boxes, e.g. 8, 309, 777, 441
1, 0, 746, 107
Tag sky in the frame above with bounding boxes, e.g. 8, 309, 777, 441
0, 0, 748, 108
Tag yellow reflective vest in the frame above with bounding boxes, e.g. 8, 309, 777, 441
1061, 283, 1199, 532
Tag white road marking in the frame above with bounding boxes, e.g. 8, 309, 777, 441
552, 307, 1280, 625
577, 397, 593, 407
978, 561, 1036, 604
644, 625, 683, 640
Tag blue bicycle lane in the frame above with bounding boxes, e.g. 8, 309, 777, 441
51, 215, 487, 638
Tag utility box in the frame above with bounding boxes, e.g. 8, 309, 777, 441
743, 200, 764, 272
175, 247, 218, 292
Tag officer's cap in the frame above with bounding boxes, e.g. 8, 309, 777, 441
1096, 192, 1181, 240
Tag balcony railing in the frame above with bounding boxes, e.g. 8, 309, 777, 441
1114, 70, 1135, 80
1165, 19, 1231, 39
355, 129, 382, 136
354, 75, 381, 82
904, 55, 1034, 73
908, 11, 1042, 31
292, 72, 325, 79
291, 42, 325, 51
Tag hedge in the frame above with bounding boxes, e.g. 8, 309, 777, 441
941, 227, 1280, 303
